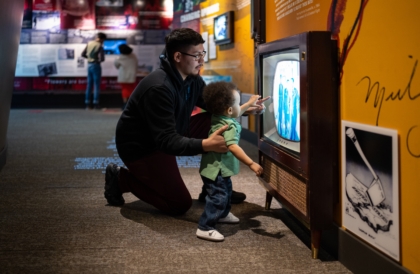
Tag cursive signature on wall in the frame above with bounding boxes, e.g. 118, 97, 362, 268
357, 56, 420, 158
407, 126, 420, 158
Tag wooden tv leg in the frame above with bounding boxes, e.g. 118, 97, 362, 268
265, 192, 273, 210
311, 229, 321, 259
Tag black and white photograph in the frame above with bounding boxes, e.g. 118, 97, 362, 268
58, 48, 75, 60
342, 120, 400, 261
67, 29, 97, 44
77, 57, 85, 68
37, 62, 58, 76
181, 0, 194, 13
32, 11, 61, 31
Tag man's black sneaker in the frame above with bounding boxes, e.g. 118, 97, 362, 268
198, 190, 246, 204
198, 191, 206, 203
104, 163, 125, 206
231, 190, 246, 204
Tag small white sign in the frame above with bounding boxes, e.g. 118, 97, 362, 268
209, 34, 217, 60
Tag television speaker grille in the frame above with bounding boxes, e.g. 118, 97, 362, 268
262, 156, 307, 216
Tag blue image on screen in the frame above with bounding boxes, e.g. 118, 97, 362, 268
103, 39, 126, 55
214, 15, 227, 41
272, 60, 300, 142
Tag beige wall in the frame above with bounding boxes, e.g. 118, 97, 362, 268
0, 0, 24, 170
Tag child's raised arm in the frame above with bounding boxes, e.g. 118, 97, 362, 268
239, 95, 260, 116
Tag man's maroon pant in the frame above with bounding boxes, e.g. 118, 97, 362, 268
118, 112, 211, 215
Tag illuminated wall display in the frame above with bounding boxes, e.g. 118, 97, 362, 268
15, 0, 172, 92
15, 42, 164, 77
213, 11, 234, 45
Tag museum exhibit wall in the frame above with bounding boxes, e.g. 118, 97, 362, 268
265, 0, 419, 272
339, 2, 419, 271
14, 0, 172, 94
0, 0, 25, 171
15, 0, 257, 127
198, 1, 255, 106
173, 0, 256, 130
201, 1, 256, 130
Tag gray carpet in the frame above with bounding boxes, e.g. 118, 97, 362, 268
0, 109, 352, 273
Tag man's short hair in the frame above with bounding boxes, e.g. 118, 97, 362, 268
203, 81, 238, 115
97, 32, 107, 40
165, 28, 205, 63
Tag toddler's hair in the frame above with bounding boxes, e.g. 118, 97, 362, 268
203, 81, 237, 115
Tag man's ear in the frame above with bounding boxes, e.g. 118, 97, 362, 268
174, 52, 182, 63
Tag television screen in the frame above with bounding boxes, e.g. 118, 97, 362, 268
103, 39, 126, 55
215, 14, 227, 40
262, 48, 300, 155
214, 11, 233, 45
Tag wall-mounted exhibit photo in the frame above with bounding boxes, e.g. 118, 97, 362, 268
38, 62, 58, 76
32, 11, 61, 31
58, 48, 75, 60
341, 120, 400, 261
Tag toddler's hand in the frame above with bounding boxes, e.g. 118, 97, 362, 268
247, 95, 261, 106
249, 162, 263, 176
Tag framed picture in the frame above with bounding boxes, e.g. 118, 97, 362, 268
201, 31, 209, 63
341, 120, 400, 261
209, 34, 216, 60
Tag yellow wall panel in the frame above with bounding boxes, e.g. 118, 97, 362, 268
265, 0, 420, 271
340, 1, 420, 270
266, 0, 331, 43
200, 0, 256, 129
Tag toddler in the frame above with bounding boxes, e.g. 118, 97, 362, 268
197, 81, 264, 241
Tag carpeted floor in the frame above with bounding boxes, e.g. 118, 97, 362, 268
0, 109, 352, 273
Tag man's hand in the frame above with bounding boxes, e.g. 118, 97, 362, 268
245, 96, 270, 115
202, 125, 229, 153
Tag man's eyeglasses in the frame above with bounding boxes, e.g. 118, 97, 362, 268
179, 51, 206, 61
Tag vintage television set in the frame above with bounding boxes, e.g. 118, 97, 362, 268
213, 11, 234, 45
256, 31, 339, 258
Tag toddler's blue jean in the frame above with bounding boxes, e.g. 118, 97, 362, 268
198, 174, 232, 231
85, 63, 102, 105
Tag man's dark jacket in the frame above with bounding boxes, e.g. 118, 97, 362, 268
116, 52, 207, 163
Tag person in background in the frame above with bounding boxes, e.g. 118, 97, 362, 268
196, 81, 264, 241
104, 28, 268, 216
114, 44, 138, 110
82, 32, 106, 110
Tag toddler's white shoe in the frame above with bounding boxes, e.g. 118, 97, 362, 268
218, 212, 240, 224
196, 229, 224, 241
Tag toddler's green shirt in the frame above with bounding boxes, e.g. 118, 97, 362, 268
199, 115, 241, 181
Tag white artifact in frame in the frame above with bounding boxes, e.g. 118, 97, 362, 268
342, 120, 400, 262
